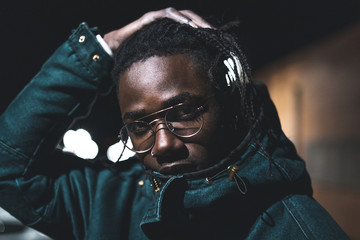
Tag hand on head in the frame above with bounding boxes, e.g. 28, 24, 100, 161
103, 7, 213, 53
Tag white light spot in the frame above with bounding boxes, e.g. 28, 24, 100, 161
107, 140, 135, 163
223, 52, 249, 86
224, 57, 236, 86
62, 129, 98, 159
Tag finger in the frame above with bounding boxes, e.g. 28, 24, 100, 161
163, 7, 198, 28
140, 8, 185, 25
179, 10, 214, 29
139, 8, 201, 29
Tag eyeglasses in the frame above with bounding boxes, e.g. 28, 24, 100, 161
119, 102, 207, 153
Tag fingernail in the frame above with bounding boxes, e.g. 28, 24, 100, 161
189, 21, 198, 28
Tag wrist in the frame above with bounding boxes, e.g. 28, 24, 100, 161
96, 34, 114, 57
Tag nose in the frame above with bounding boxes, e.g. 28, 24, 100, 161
151, 121, 186, 160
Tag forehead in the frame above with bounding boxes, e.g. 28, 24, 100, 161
118, 55, 213, 116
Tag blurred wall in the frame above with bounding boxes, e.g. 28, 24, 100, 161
254, 22, 360, 239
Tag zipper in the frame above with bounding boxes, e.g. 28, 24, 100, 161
152, 178, 161, 193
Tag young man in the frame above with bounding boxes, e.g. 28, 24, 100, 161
0, 8, 349, 240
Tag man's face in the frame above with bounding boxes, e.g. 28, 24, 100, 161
118, 54, 226, 175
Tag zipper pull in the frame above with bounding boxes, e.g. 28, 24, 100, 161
228, 165, 239, 180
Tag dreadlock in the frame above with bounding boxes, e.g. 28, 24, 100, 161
112, 18, 260, 137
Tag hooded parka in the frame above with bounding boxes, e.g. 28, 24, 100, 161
0, 23, 349, 240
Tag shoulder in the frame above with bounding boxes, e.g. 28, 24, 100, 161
246, 194, 349, 240
279, 194, 348, 239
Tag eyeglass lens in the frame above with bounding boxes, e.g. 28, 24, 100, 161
119, 104, 204, 153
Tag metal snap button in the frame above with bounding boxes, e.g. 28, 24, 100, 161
92, 54, 100, 61
79, 35, 85, 43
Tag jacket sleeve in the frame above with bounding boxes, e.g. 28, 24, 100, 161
0, 22, 114, 238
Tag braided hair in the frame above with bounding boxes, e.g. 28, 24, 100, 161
112, 18, 260, 138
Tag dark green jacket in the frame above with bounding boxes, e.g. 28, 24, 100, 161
0, 23, 349, 239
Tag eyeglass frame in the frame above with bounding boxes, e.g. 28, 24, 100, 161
118, 101, 208, 153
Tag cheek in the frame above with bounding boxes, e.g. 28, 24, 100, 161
200, 108, 224, 146
187, 132, 222, 168
189, 109, 226, 164
185, 143, 213, 169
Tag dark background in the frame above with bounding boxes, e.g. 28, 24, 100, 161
1, 0, 359, 156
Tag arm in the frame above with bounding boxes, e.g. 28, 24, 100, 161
0, 8, 211, 238
0, 22, 114, 237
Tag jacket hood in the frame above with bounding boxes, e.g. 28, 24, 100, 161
146, 81, 312, 196
140, 81, 313, 239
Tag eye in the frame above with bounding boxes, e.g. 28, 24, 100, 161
126, 121, 151, 137
167, 105, 201, 122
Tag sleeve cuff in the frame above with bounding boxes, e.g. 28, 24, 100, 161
68, 22, 114, 80
96, 34, 114, 58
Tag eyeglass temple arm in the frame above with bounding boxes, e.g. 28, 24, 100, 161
115, 139, 127, 163
136, 103, 182, 122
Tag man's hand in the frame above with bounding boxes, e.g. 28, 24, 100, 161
103, 7, 212, 53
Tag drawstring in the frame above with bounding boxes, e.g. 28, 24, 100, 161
205, 167, 229, 182
233, 172, 247, 194
144, 164, 248, 195
206, 165, 247, 195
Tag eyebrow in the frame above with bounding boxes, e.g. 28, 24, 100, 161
122, 92, 193, 121
162, 92, 192, 108
122, 110, 146, 121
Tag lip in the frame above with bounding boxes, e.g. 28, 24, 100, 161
158, 160, 196, 175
